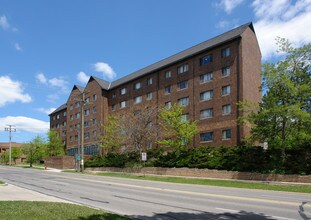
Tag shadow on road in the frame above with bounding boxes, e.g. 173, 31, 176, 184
299, 201, 311, 220
75, 210, 276, 220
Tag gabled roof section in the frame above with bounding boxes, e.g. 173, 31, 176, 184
74, 85, 85, 93
89, 76, 110, 90
49, 103, 67, 116
110, 22, 253, 89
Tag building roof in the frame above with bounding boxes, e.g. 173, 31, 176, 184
89, 76, 111, 90
49, 103, 67, 116
107, 22, 254, 89
75, 85, 85, 93
0, 142, 24, 148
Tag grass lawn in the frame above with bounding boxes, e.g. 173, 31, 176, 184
93, 172, 311, 194
0, 180, 4, 184
0, 201, 129, 220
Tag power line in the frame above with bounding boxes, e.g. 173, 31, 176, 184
4, 125, 16, 166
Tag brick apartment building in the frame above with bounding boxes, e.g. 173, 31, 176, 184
49, 22, 261, 156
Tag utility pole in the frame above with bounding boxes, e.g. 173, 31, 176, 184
5, 125, 16, 166
81, 92, 85, 172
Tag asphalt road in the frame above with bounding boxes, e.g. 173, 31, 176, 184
0, 166, 310, 220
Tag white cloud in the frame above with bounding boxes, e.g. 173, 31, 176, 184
0, 116, 49, 133
0, 76, 32, 107
0, 15, 9, 30
252, 0, 311, 59
77, 71, 90, 84
36, 72, 69, 93
47, 94, 59, 103
93, 62, 116, 80
217, 0, 244, 14
36, 107, 56, 115
14, 43, 22, 51
36, 72, 48, 84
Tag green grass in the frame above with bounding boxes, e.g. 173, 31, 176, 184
95, 172, 311, 193
0, 180, 5, 184
17, 165, 45, 170
0, 201, 129, 220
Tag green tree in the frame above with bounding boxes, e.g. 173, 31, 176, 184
46, 130, 65, 157
11, 147, 22, 164
158, 103, 198, 149
100, 115, 123, 154
240, 38, 311, 164
22, 136, 47, 167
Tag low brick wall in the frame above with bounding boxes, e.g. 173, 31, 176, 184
44, 156, 75, 169
85, 167, 311, 183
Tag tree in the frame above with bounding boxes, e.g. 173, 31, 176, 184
100, 115, 123, 154
158, 104, 198, 149
11, 147, 22, 164
46, 130, 65, 157
22, 136, 47, 167
240, 38, 311, 164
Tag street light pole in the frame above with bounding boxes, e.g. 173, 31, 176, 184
5, 125, 16, 166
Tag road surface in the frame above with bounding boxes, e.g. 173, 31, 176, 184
0, 166, 310, 220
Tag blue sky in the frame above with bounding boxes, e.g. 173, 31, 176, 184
1, 0, 311, 143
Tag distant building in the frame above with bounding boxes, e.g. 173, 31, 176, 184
49, 22, 261, 156
0, 142, 26, 164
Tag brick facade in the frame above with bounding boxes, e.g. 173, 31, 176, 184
49, 22, 261, 155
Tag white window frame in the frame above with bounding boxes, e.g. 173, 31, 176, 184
134, 96, 142, 104
120, 101, 126, 109
222, 104, 232, 115
178, 64, 189, 74
222, 85, 231, 96
222, 129, 232, 139
222, 67, 230, 77
165, 71, 171, 78
200, 90, 213, 101
200, 108, 213, 119
200, 72, 213, 84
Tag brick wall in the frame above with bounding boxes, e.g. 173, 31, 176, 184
44, 156, 75, 169
86, 167, 311, 183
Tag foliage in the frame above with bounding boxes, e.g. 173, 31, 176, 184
22, 136, 47, 167
0, 152, 9, 164
158, 104, 198, 149
100, 115, 123, 154
46, 130, 65, 157
239, 38, 311, 164
11, 147, 22, 164
85, 153, 127, 168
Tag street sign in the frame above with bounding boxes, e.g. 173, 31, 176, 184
76, 155, 81, 161
141, 152, 147, 161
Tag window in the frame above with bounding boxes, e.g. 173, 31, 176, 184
178, 80, 188, 90
134, 82, 141, 90
70, 115, 73, 121
75, 135, 78, 141
84, 109, 90, 116
111, 104, 116, 111
70, 136, 73, 142
84, 120, 90, 127
120, 101, 126, 109
200, 55, 213, 65
222, 85, 231, 96
93, 94, 97, 101
70, 104, 73, 110
200, 132, 214, 142
147, 78, 153, 85
221, 47, 230, 58
69, 125, 73, 131
84, 132, 89, 140
178, 64, 189, 74
75, 101, 80, 108
85, 97, 90, 103
75, 112, 80, 119
134, 96, 142, 104
165, 101, 172, 109
63, 121, 66, 127
63, 111, 67, 117
178, 97, 189, 106
93, 106, 97, 113
165, 71, 171, 78
92, 118, 97, 125
200, 108, 213, 119
112, 92, 116, 98
200, 72, 213, 83
147, 92, 153, 100
222, 67, 230, 77
93, 130, 97, 139
165, 86, 171, 94
180, 114, 189, 122
200, 90, 213, 101
52, 116, 55, 121
222, 129, 232, 139
56, 114, 60, 119
120, 88, 127, 95
222, 104, 232, 115
56, 123, 60, 128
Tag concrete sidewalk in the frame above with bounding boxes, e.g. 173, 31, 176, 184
0, 183, 70, 203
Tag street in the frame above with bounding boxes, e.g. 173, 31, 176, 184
0, 166, 310, 220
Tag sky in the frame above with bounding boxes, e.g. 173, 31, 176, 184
1, 0, 311, 143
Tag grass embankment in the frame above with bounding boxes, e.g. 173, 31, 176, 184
0, 201, 129, 220
0, 180, 5, 184
93, 172, 311, 194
